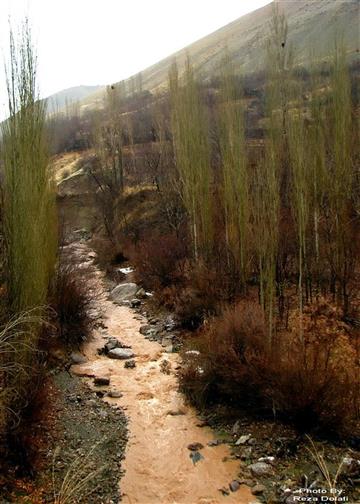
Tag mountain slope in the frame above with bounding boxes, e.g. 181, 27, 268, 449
81, 0, 358, 112
45, 85, 104, 113
130, 0, 358, 93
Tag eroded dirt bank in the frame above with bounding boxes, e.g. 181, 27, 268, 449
71, 242, 257, 504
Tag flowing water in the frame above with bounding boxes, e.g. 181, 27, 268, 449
71, 243, 257, 504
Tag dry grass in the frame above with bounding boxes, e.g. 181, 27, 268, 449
52, 440, 106, 504
0, 309, 46, 436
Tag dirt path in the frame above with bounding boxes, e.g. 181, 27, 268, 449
71, 242, 257, 504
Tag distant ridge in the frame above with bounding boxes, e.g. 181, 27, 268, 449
45, 85, 104, 113
79, 0, 359, 111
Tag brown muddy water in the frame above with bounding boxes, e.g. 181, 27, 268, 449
71, 243, 257, 504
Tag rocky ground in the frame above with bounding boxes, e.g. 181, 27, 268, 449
47, 370, 127, 504
0, 368, 127, 504
193, 410, 360, 503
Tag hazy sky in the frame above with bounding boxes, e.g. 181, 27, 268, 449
0, 0, 270, 116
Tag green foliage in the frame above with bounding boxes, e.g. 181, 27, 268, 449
0, 20, 57, 439
1, 21, 57, 314
258, 3, 294, 346
218, 51, 248, 284
169, 57, 213, 258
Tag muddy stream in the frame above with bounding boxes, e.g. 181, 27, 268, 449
71, 242, 257, 504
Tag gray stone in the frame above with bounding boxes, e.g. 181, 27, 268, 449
70, 352, 88, 364
108, 348, 135, 360
235, 434, 251, 445
104, 338, 120, 352
110, 283, 138, 303
229, 480, 240, 492
252, 484, 266, 495
94, 377, 110, 386
130, 298, 141, 308
136, 288, 146, 299
139, 324, 151, 335
258, 456, 275, 464
248, 462, 272, 477
232, 420, 241, 435
107, 390, 123, 398
124, 360, 136, 369
164, 345, 174, 353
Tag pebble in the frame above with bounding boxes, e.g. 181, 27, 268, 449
235, 434, 251, 445
229, 480, 240, 492
248, 462, 273, 477
70, 352, 88, 364
187, 442, 204, 451
124, 360, 136, 369
107, 390, 123, 398
94, 377, 110, 386
252, 484, 266, 495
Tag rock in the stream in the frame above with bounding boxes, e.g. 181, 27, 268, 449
248, 462, 273, 477
107, 390, 123, 398
110, 283, 138, 303
136, 288, 146, 299
124, 360, 136, 369
130, 298, 141, 308
70, 352, 88, 364
94, 377, 110, 386
108, 348, 135, 360
167, 409, 185, 416
207, 439, 223, 447
100, 337, 131, 355
189, 451, 204, 465
229, 480, 240, 492
139, 324, 151, 335
252, 484, 266, 495
187, 442, 204, 451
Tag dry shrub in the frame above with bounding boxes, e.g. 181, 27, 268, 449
53, 265, 94, 347
180, 298, 360, 435
172, 256, 241, 329
180, 300, 266, 407
131, 231, 188, 291
264, 299, 360, 434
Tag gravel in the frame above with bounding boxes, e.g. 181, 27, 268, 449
45, 371, 127, 503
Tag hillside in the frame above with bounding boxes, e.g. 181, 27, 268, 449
45, 84, 104, 113
80, 0, 359, 110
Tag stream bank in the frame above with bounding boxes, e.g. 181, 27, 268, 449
70, 240, 257, 504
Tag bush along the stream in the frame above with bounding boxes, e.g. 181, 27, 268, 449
53, 263, 95, 347
180, 298, 360, 436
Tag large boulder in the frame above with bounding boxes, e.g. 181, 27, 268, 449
110, 283, 138, 304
